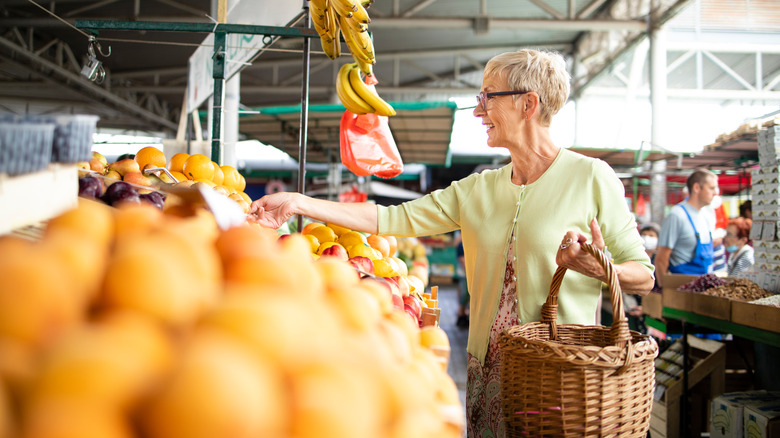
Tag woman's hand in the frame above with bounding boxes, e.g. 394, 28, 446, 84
248, 192, 300, 229
555, 218, 609, 282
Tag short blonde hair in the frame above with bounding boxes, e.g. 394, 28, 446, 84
484, 49, 570, 127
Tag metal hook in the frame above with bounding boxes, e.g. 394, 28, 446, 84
88, 35, 111, 57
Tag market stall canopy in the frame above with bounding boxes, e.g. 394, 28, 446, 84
239, 101, 458, 166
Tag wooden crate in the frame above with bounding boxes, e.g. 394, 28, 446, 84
731, 301, 780, 333
650, 335, 727, 438
693, 294, 732, 320
644, 291, 664, 319
0, 164, 78, 235
663, 274, 700, 312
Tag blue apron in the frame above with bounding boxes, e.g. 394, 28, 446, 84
668, 204, 713, 275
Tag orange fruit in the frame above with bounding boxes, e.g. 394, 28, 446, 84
168, 170, 187, 183
237, 191, 251, 204
303, 234, 320, 253
182, 154, 215, 181
141, 332, 289, 438
301, 222, 325, 235
367, 235, 391, 258
384, 235, 398, 257
45, 198, 115, 249
220, 165, 241, 191
167, 152, 190, 173
211, 162, 224, 185
337, 231, 367, 249
308, 226, 337, 244
326, 223, 351, 237
135, 147, 166, 170
236, 173, 246, 192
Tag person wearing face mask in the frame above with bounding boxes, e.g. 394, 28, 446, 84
639, 223, 660, 260
725, 217, 754, 276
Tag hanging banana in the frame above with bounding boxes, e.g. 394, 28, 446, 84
336, 63, 374, 114
331, 0, 358, 19
338, 14, 375, 69
347, 63, 395, 117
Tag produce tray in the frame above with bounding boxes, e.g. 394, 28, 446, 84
0, 164, 78, 235
731, 301, 780, 333
663, 274, 699, 312
693, 293, 732, 321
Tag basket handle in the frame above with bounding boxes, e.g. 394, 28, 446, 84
542, 242, 631, 348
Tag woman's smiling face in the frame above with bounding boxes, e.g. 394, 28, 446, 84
473, 73, 526, 149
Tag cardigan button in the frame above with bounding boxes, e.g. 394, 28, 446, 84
512, 276, 517, 282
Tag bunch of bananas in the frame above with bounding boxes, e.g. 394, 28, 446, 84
310, 0, 373, 74
336, 62, 395, 117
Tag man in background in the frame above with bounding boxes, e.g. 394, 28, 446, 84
655, 169, 719, 286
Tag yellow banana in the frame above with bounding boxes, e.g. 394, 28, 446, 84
331, 0, 358, 18
339, 14, 374, 64
342, 14, 368, 33
331, 27, 341, 59
355, 56, 373, 76
337, 63, 374, 114
352, 26, 375, 58
347, 63, 395, 117
352, 1, 370, 23
309, 0, 328, 28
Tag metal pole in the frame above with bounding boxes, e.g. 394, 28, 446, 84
211, 30, 226, 164
649, 14, 668, 225
297, 0, 311, 232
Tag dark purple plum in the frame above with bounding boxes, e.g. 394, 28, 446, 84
139, 191, 165, 210
78, 176, 102, 199
102, 181, 138, 206
111, 190, 141, 206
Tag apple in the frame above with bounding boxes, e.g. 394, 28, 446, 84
404, 306, 420, 326
348, 256, 374, 276
391, 276, 411, 297
321, 244, 348, 261
403, 294, 422, 319
383, 276, 400, 297
108, 158, 141, 177
391, 293, 404, 310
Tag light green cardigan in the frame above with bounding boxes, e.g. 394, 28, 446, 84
377, 148, 653, 365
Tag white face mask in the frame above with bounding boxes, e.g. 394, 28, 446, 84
642, 235, 658, 251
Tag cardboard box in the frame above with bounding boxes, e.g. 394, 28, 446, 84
643, 291, 663, 319
694, 293, 732, 320
744, 401, 780, 438
663, 274, 699, 312
710, 391, 780, 438
731, 301, 780, 333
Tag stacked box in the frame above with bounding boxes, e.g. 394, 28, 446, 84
710, 391, 780, 438
740, 126, 780, 293
744, 401, 780, 438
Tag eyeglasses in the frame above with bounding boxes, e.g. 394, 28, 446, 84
475, 90, 537, 109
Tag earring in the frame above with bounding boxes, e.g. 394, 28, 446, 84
525, 114, 528, 120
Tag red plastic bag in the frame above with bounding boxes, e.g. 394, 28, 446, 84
340, 110, 403, 179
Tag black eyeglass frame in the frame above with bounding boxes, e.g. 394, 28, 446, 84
476, 90, 540, 109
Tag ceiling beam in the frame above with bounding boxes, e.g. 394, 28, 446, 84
0, 35, 177, 131
369, 17, 646, 32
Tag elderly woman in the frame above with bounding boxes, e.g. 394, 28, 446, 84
249, 49, 654, 437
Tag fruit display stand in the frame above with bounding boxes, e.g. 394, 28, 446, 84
650, 335, 727, 438
420, 286, 441, 327
0, 163, 78, 235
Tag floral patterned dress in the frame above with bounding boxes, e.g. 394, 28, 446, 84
466, 235, 519, 438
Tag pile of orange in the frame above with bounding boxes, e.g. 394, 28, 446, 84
0, 201, 462, 438
130, 148, 252, 213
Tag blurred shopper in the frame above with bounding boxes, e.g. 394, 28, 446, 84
725, 217, 755, 276
249, 49, 654, 437
655, 169, 719, 285
739, 200, 752, 220
639, 223, 660, 260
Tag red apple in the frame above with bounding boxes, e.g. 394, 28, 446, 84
391, 276, 410, 297
348, 256, 374, 276
383, 276, 400, 297
391, 293, 404, 310
322, 244, 349, 261
404, 305, 420, 326
403, 295, 422, 319
277, 234, 293, 243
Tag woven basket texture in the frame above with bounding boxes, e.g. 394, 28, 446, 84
499, 242, 658, 437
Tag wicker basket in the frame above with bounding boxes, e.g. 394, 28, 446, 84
498, 242, 658, 438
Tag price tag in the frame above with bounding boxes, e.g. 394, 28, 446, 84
751, 220, 765, 241
763, 221, 777, 241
